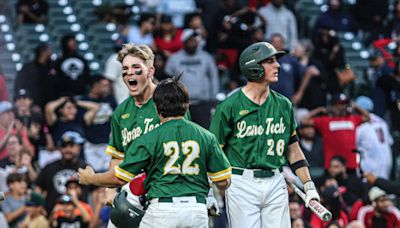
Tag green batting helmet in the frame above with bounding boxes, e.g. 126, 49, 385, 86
239, 42, 285, 80
109, 190, 145, 228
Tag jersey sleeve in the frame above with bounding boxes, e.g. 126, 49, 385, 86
209, 104, 232, 147
106, 113, 124, 159
207, 136, 232, 182
288, 105, 299, 145
115, 140, 150, 182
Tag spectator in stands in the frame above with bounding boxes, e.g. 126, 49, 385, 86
0, 101, 34, 162
154, 14, 184, 57
35, 131, 88, 214
154, 51, 169, 82
13, 89, 51, 159
104, 38, 127, 104
353, 0, 388, 44
258, 0, 298, 52
14, 43, 54, 109
79, 76, 116, 172
291, 217, 309, 228
313, 0, 357, 36
269, 33, 320, 102
165, 29, 219, 127
355, 96, 393, 180
301, 93, 370, 172
64, 177, 93, 219
358, 187, 400, 228
44, 96, 99, 144
312, 29, 346, 94
156, 0, 197, 28
289, 200, 303, 220
317, 157, 364, 207
293, 40, 328, 109
0, 70, 8, 101
295, 108, 324, 177
126, 13, 156, 48
379, 61, 400, 133
1, 173, 30, 228
16, 0, 48, 25
18, 192, 49, 228
184, 11, 208, 49
310, 185, 349, 228
50, 194, 91, 228
364, 49, 393, 118
53, 34, 90, 98
0, 136, 38, 186
385, 1, 400, 39
88, 187, 108, 228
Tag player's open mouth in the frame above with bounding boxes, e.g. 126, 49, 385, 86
128, 79, 138, 86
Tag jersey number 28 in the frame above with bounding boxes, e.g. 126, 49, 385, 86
163, 140, 200, 175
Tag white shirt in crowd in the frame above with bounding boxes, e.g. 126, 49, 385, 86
356, 113, 393, 179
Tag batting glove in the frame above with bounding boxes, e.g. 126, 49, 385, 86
304, 181, 320, 208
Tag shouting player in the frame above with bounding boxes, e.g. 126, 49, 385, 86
209, 42, 320, 228
108, 76, 232, 227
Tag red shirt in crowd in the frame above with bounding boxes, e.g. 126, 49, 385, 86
313, 115, 363, 169
358, 206, 400, 228
154, 29, 183, 55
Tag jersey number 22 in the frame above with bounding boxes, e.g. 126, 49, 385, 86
163, 140, 200, 175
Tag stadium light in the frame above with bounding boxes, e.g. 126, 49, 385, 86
16, 63, 22, 71
0, 15, 5, 23
67, 15, 77, 23
6, 43, 15, 51
84, 52, 94, 61
35, 24, 45, 32
71, 23, 81, 32
90, 62, 99, 70
39, 34, 49, 42
12, 53, 21, 62
79, 42, 89, 51
1, 24, 9, 32
76, 33, 85, 42
63, 6, 73, 15
4, 34, 12, 42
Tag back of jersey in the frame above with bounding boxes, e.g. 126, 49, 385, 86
144, 118, 230, 200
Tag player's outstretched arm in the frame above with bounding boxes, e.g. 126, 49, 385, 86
78, 158, 126, 187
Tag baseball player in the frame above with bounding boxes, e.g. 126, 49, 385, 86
105, 76, 232, 228
209, 42, 320, 228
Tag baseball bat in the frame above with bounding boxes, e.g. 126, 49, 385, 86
0, 192, 5, 201
286, 180, 332, 222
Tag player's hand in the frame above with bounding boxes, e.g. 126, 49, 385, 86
304, 181, 320, 208
78, 166, 94, 185
206, 195, 220, 216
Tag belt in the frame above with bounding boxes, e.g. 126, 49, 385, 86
232, 167, 283, 178
152, 196, 206, 204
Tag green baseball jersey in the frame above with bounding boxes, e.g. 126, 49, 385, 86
115, 119, 232, 199
209, 89, 298, 170
106, 96, 191, 159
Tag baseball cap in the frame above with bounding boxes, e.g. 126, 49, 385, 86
369, 49, 383, 60
330, 93, 348, 105
160, 14, 172, 23
57, 194, 73, 204
0, 101, 13, 114
65, 176, 80, 187
58, 131, 85, 146
181, 29, 201, 43
15, 89, 31, 100
355, 96, 374, 112
295, 108, 310, 128
26, 192, 45, 207
368, 187, 387, 202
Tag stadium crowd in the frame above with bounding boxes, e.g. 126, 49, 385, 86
0, 0, 400, 227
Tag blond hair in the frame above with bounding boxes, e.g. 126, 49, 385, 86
117, 43, 154, 68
